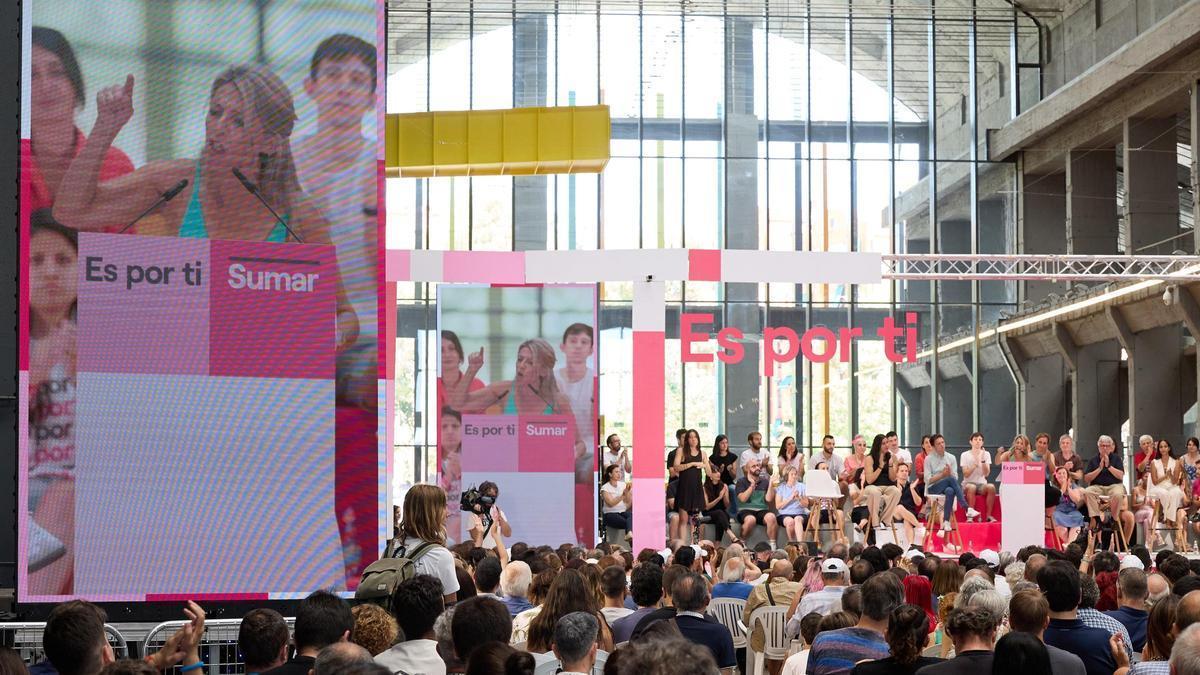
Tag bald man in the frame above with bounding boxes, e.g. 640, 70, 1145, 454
1148, 573, 1170, 605
312, 642, 376, 675
1025, 554, 1047, 583
1177, 591, 1200, 635
744, 559, 803, 655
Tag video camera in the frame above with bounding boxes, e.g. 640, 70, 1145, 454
460, 485, 495, 513
460, 484, 496, 532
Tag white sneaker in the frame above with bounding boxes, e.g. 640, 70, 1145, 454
29, 520, 66, 573
941, 520, 952, 531
966, 508, 981, 520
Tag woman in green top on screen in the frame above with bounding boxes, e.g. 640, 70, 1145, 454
53, 64, 358, 348
457, 338, 588, 459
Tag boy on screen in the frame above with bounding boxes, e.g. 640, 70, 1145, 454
293, 34, 377, 409
556, 322, 595, 546
555, 323, 595, 485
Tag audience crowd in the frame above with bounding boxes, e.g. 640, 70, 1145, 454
13, 428, 1200, 675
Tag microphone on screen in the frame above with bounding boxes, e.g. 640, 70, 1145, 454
232, 166, 305, 243
118, 179, 189, 234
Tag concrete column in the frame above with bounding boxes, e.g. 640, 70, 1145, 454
1123, 117, 1180, 254
513, 15, 548, 251
1066, 149, 1119, 255
1178, 288, 1200, 438
1021, 354, 1068, 437
979, 366, 1018, 446
722, 17, 761, 442
1071, 340, 1123, 461
1019, 171, 1068, 304
1003, 333, 1068, 439
897, 373, 932, 446
938, 219, 971, 335
1111, 311, 1184, 447
937, 355, 973, 447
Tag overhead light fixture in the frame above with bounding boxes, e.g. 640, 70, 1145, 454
912, 264, 1200, 360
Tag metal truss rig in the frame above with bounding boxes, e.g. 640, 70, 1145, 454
882, 254, 1200, 281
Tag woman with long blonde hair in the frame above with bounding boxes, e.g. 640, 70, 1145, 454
53, 64, 359, 347
453, 337, 587, 456
397, 484, 460, 605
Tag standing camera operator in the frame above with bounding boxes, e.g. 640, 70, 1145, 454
467, 481, 512, 563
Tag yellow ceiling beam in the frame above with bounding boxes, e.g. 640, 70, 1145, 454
385, 105, 611, 177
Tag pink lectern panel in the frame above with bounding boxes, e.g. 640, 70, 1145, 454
1001, 461, 1046, 554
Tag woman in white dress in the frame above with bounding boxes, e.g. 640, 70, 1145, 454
1147, 439, 1186, 548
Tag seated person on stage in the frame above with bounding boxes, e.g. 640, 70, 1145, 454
703, 467, 736, 545
1052, 434, 1085, 483
1146, 438, 1186, 548
1052, 466, 1087, 544
960, 432, 996, 523
774, 465, 810, 544
810, 460, 848, 543
887, 431, 911, 467
809, 434, 848, 503
1134, 434, 1156, 483
600, 464, 632, 537
924, 434, 980, 529
849, 468, 872, 541
735, 459, 778, 544
892, 462, 924, 547
1083, 435, 1135, 537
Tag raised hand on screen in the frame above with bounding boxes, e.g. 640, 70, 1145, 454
94, 75, 134, 138
467, 347, 484, 371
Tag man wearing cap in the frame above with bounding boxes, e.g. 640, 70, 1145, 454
1104, 567, 1149, 652
785, 559, 849, 637
977, 549, 1009, 599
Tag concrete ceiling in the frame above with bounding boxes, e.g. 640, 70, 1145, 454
387, 0, 1066, 121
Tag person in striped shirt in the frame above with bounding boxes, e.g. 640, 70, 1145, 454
807, 572, 902, 675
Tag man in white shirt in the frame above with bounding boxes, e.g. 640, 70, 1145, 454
785, 558, 849, 637
467, 481, 512, 562
887, 431, 912, 466
377, 575, 447, 674
741, 431, 773, 476
960, 432, 997, 522
602, 433, 632, 475
552, 612, 599, 675
809, 435, 847, 502
555, 323, 596, 484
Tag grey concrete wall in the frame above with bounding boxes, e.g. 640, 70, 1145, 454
1041, 0, 1191, 94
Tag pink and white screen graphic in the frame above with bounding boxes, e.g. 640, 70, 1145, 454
25, 233, 345, 599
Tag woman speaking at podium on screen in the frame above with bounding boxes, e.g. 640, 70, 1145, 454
455, 338, 588, 460
52, 64, 359, 349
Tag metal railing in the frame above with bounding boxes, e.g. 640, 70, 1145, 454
141, 617, 296, 674
882, 254, 1200, 281
0, 622, 129, 665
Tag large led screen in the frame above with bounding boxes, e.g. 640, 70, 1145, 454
19, 0, 384, 601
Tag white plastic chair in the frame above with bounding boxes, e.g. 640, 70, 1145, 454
747, 605, 791, 675
708, 597, 749, 650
